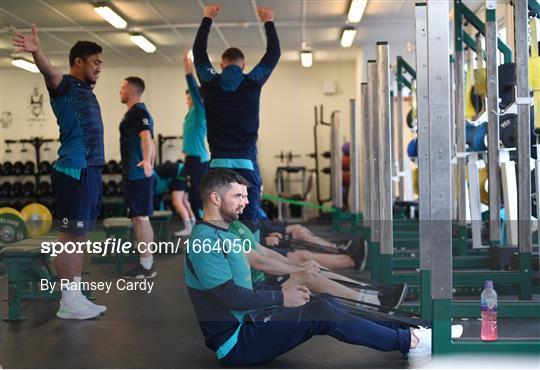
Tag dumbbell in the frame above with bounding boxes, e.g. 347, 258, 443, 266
106, 160, 120, 174
0, 182, 12, 198
11, 181, 23, 197
38, 161, 52, 174
23, 161, 35, 175
2, 161, 13, 176
106, 180, 118, 196
321, 151, 331, 159
13, 161, 24, 176
22, 181, 35, 197
322, 167, 331, 175
116, 180, 123, 195
37, 181, 51, 196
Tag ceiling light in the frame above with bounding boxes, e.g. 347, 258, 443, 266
340, 27, 357, 48
130, 33, 157, 53
12, 58, 39, 73
347, 0, 368, 23
94, 4, 127, 29
300, 50, 313, 68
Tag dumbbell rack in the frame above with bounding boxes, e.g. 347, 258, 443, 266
0, 137, 57, 213
157, 134, 182, 165
101, 160, 125, 218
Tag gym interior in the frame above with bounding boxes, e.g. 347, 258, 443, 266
0, 0, 539, 368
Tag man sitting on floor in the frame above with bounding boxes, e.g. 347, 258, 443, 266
185, 169, 462, 366
230, 194, 406, 309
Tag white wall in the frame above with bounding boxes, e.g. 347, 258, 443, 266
0, 60, 357, 201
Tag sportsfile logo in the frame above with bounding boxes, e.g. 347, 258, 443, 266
40, 238, 185, 257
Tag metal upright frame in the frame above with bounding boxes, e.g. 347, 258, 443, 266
429, 0, 539, 354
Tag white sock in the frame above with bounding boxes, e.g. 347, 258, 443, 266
358, 291, 380, 305
61, 288, 78, 303
140, 255, 153, 270
73, 276, 84, 297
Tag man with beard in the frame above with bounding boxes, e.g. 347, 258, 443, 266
185, 169, 454, 366
13, 25, 106, 319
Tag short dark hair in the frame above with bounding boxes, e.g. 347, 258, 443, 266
125, 76, 145, 95
69, 41, 102, 67
221, 47, 245, 63
200, 169, 249, 204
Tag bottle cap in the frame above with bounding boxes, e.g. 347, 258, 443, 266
484, 280, 493, 289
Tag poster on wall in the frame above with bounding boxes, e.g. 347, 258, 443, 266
28, 85, 46, 126
1, 111, 13, 129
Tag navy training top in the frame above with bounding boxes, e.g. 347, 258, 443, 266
193, 17, 280, 160
47, 74, 105, 168
119, 102, 154, 180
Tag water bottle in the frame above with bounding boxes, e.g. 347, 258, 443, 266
480, 280, 498, 341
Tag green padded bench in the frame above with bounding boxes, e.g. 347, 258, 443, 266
92, 217, 136, 273
0, 237, 59, 321
150, 210, 173, 244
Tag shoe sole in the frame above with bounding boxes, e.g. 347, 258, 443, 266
57, 310, 100, 320
451, 324, 464, 338
123, 271, 157, 279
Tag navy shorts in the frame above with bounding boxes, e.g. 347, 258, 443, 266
51, 167, 102, 236
170, 176, 188, 191
125, 176, 154, 217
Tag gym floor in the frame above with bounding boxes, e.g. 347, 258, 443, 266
0, 226, 539, 368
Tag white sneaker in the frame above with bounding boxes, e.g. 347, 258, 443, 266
408, 326, 432, 368
56, 298, 100, 320
174, 228, 192, 237
80, 295, 107, 314
451, 324, 464, 339
408, 325, 464, 367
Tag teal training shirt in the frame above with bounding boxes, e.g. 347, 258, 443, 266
185, 221, 283, 359
182, 74, 209, 161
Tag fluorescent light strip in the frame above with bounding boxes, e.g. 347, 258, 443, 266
94, 5, 127, 29
130, 34, 157, 53
341, 28, 357, 48
348, 0, 368, 23
300, 50, 313, 68
12, 58, 39, 73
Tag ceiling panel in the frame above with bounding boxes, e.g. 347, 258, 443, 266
0, 0, 438, 70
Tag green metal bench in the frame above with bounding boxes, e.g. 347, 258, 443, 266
92, 217, 136, 273
0, 237, 59, 321
150, 210, 173, 245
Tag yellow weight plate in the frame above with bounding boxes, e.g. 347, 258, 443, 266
0, 207, 24, 219
21, 203, 52, 237
479, 167, 489, 205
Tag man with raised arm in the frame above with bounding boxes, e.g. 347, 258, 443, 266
192, 4, 280, 240
13, 25, 106, 319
